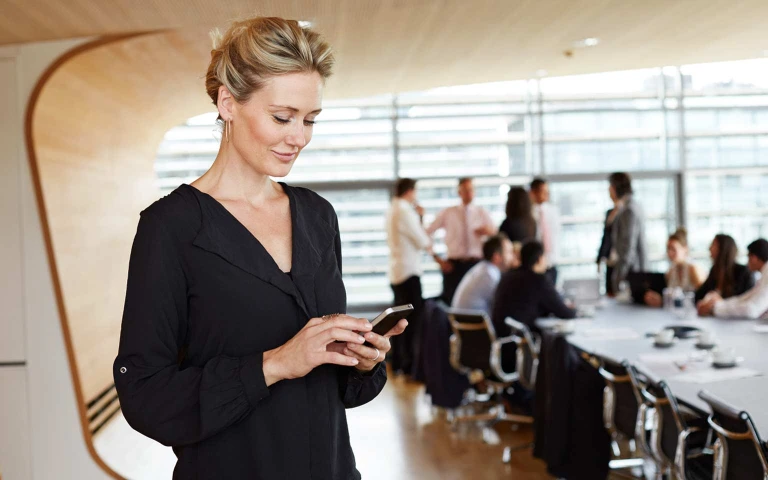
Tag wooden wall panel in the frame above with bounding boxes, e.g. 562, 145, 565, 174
28, 31, 213, 413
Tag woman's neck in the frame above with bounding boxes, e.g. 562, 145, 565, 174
192, 144, 278, 205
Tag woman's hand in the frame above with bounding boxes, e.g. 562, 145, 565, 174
644, 290, 663, 308
263, 315, 373, 386
342, 319, 408, 372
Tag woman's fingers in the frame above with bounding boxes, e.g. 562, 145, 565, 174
383, 319, 408, 339
322, 351, 360, 367
322, 327, 367, 346
314, 315, 372, 334
346, 342, 380, 360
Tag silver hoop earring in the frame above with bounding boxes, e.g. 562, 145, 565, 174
225, 120, 229, 142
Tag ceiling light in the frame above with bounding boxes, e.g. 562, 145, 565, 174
573, 37, 600, 48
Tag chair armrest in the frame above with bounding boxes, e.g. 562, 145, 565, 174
490, 336, 519, 384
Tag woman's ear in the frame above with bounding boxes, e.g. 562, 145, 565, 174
217, 85, 235, 121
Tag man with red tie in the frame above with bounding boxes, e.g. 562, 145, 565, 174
427, 178, 497, 304
530, 178, 560, 285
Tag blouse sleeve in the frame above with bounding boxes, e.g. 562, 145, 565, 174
330, 208, 388, 407
114, 212, 268, 447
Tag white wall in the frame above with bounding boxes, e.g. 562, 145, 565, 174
0, 39, 110, 480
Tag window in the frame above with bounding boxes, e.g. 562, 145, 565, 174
156, 58, 768, 309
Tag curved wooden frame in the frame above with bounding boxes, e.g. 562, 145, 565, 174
24, 30, 214, 478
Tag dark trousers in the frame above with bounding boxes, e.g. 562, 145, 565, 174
389, 275, 424, 375
441, 259, 480, 305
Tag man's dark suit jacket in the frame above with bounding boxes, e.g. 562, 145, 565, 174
492, 268, 577, 336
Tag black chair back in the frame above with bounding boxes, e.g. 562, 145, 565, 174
447, 309, 496, 376
598, 358, 639, 440
699, 390, 768, 480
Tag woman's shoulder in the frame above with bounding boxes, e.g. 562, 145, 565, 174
283, 183, 337, 221
138, 185, 202, 238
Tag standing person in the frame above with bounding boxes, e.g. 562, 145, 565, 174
452, 233, 516, 315
597, 193, 622, 296
386, 178, 432, 376
608, 172, 648, 293
695, 233, 755, 306
644, 228, 704, 307
499, 186, 536, 244
427, 177, 496, 304
529, 178, 560, 285
114, 18, 406, 479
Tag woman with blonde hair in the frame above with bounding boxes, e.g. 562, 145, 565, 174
645, 228, 703, 306
114, 17, 406, 478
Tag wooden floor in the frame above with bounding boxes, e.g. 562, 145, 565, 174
96, 374, 554, 479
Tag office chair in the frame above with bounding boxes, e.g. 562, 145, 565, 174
698, 390, 768, 480
446, 309, 532, 447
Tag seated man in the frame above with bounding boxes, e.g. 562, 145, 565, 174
698, 238, 768, 319
492, 240, 576, 336
451, 233, 516, 315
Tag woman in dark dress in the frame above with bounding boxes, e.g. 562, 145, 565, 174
696, 233, 755, 311
499, 186, 536, 243
113, 17, 406, 479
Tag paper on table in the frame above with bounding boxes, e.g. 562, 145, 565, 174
753, 323, 768, 333
577, 327, 640, 341
672, 367, 762, 384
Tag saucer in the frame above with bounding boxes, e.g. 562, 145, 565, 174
712, 360, 737, 369
695, 342, 717, 350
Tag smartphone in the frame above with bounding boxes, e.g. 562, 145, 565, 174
366, 304, 413, 345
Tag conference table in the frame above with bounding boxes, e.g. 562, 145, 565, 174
536, 299, 768, 434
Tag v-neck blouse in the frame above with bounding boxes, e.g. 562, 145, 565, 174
114, 184, 386, 480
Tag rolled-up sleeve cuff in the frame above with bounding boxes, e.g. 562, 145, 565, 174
239, 352, 270, 407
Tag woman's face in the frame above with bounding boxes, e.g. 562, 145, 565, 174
224, 71, 324, 178
667, 239, 687, 263
709, 239, 719, 261
608, 185, 618, 202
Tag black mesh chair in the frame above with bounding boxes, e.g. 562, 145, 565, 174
698, 390, 768, 480
628, 365, 713, 480
598, 359, 645, 474
446, 309, 532, 448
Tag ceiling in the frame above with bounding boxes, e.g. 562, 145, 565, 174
5, 0, 768, 98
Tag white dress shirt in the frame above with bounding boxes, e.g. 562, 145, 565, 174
451, 261, 501, 315
386, 198, 432, 285
426, 203, 495, 260
714, 263, 768, 319
533, 202, 560, 265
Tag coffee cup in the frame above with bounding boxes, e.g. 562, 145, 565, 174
698, 330, 715, 345
655, 329, 675, 344
555, 321, 576, 334
713, 347, 736, 364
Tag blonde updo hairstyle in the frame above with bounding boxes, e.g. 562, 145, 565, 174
205, 17, 335, 121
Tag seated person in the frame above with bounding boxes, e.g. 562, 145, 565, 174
698, 239, 768, 319
645, 228, 704, 307
452, 234, 516, 314
492, 240, 576, 336
695, 233, 754, 305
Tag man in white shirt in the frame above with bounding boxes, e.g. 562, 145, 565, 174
530, 177, 560, 285
386, 178, 432, 375
699, 239, 768, 319
426, 178, 497, 304
452, 234, 516, 315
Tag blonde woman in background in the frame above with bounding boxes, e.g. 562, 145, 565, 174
114, 18, 406, 479
644, 228, 703, 307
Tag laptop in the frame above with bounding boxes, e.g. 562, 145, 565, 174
562, 278, 601, 308
626, 272, 667, 305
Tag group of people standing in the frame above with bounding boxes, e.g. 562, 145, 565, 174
386, 171, 768, 377
385, 176, 564, 374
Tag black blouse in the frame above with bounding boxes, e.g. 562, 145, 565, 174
114, 184, 386, 480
